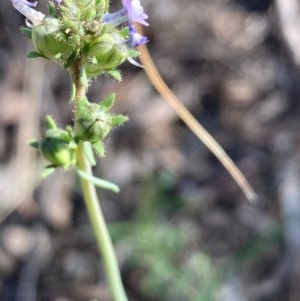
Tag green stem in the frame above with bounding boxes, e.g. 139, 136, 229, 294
76, 142, 129, 301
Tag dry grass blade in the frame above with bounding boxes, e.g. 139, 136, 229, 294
137, 25, 256, 202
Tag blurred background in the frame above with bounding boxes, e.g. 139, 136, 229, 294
1, 0, 300, 300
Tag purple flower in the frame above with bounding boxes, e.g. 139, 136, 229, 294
10, 0, 45, 26
128, 24, 148, 47
102, 0, 149, 50
126, 24, 147, 67
103, 0, 149, 27
122, 0, 149, 26
10, 0, 37, 7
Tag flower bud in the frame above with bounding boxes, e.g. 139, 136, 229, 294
84, 33, 128, 76
39, 128, 77, 168
75, 102, 113, 143
32, 17, 74, 61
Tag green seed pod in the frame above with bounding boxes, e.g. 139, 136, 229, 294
74, 102, 113, 143
39, 128, 76, 168
84, 33, 128, 76
32, 17, 73, 61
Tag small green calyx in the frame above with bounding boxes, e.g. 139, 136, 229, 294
74, 95, 128, 156
40, 130, 76, 168
84, 33, 128, 77
32, 17, 74, 61
30, 116, 77, 169
75, 103, 111, 142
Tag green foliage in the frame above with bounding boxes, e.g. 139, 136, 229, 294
110, 172, 219, 301
129, 223, 218, 301
77, 169, 119, 192
109, 172, 283, 301
230, 223, 283, 270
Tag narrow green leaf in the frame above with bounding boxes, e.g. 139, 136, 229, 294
92, 142, 105, 157
107, 70, 122, 82
41, 166, 56, 178
100, 94, 115, 109
46, 115, 58, 129
27, 51, 44, 59
110, 115, 128, 126
20, 27, 32, 39
129, 49, 141, 58
119, 27, 129, 38
29, 140, 40, 149
77, 169, 120, 193
48, 2, 57, 16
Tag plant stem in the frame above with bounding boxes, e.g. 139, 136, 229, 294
76, 142, 129, 301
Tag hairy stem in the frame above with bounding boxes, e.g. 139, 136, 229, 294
76, 142, 128, 301
70, 58, 87, 105
72, 58, 128, 301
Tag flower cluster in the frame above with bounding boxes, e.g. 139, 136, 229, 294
10, 0, 149, 75
10, 0, 149, 173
